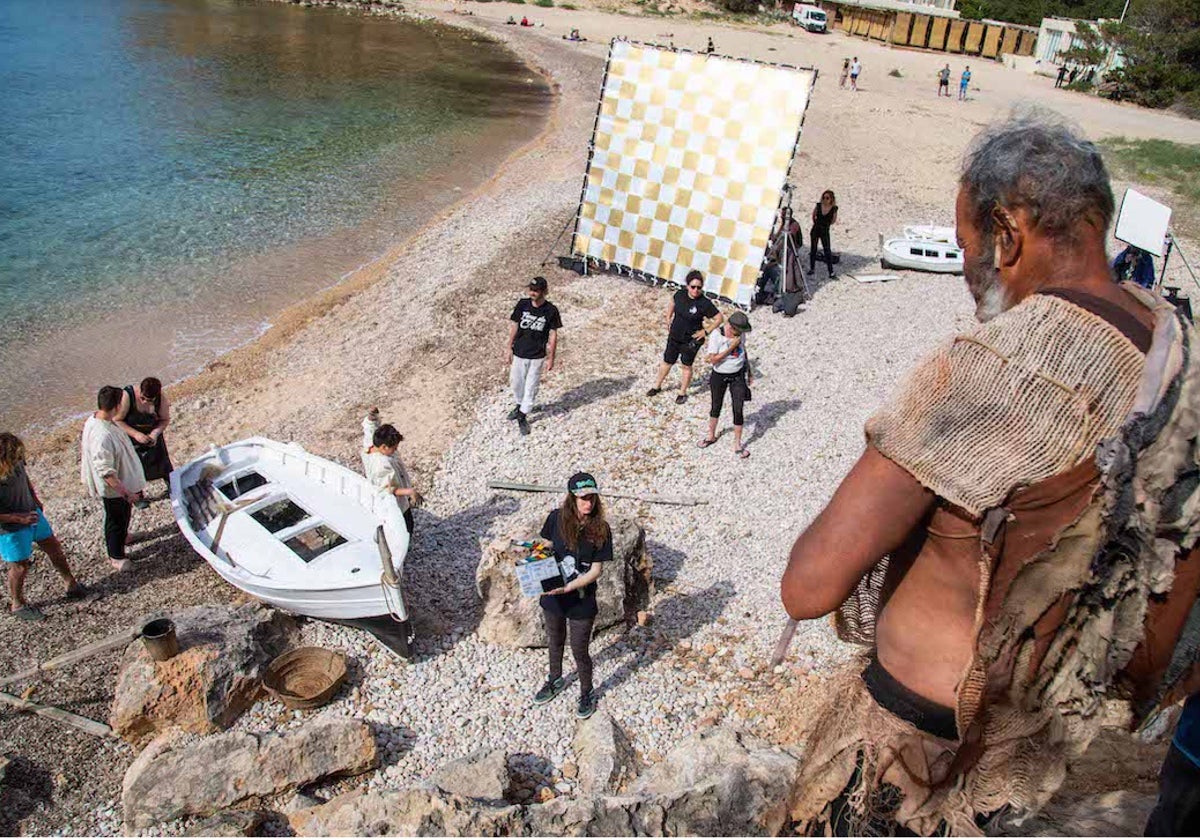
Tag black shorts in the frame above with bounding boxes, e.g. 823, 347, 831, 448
664, 335, 702, 366
939, 79, 949, 88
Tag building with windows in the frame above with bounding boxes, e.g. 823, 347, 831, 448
815, 0, 1038, 58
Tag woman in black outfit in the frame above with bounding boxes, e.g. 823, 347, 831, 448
533, 472, 611, 720
810, 189, 838, 280
114, 377, 173, 489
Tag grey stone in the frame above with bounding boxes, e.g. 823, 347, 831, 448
1000, 790, 1157, 836
110, 603, 298, 745
122, 716, 377, 829
183, 809, 266, 837
429, 749, 511, 802
572, 711, 639, 796
475, 515, 653, 648
289, 788, 524, 836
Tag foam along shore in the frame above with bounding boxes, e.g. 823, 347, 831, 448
6, 0, 1200, 834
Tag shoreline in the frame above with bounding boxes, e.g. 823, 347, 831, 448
5, 1, 1200, 833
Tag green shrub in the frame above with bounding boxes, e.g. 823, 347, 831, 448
534, 0, 554, 6
560, 2, 577, 7
508, 0, 526, 4
888, 68, 902, 77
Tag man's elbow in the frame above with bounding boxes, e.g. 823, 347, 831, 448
780, 564, 846, 621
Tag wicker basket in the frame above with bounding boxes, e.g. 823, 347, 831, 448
262, 647, 347, 710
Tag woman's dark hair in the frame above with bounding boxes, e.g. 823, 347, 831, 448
558, 493, 609, 552
140, 377, 163, 400
685, 269, 704, 285
373, 424, 403, 448
821, 189, 836, 204
0, 433, 26, 480
97, 386, 123, 412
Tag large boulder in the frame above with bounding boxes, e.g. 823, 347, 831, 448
430, 749, 511, 802
110, 603, 298, 745
476, 515, 653, 648
572, 711, 639, 796
122, 716, 377, 829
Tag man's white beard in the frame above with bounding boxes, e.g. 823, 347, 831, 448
965, 247, 1010, 323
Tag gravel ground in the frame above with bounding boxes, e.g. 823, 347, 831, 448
5, 0, 1198, 834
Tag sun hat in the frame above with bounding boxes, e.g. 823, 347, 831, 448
728, 311, 753, 333
528, 276, 548, 291
568, 472, 599, 497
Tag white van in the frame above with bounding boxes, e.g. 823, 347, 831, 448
792, 4, 828, 32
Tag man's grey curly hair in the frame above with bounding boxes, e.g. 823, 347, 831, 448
960, 110, 1114, 244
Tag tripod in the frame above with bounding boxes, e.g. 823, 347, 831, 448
765, 189, 811, 304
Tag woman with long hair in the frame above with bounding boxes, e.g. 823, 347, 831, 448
533, 472, 612, 719
1, 433, 86, 620
810, 189, 839, 280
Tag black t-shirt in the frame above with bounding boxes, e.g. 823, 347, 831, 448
669, 289, 719, 342
510, 298, 562, 360
0, 462, 38, 533
538, 509, 612, 619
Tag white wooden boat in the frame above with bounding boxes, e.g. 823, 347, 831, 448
880, 233, 964, 274
903, 224, 957, 243
169, 438, 410, 626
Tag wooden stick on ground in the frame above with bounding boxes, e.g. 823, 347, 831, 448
0, 627, 141, 689
488, 480, 707, 507
771, 618, 799, 667
0, 691, 116, 739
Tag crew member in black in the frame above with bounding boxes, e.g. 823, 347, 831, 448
506, 276, 562, 436
114, 377, 173, 488
810, 189, 838, 280
532, 472, 612, 720
647, 270, 724, 405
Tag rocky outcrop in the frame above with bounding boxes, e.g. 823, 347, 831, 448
290, 725, 797, 837
572, 711, 638, 796
122, 716, 377, 829
110, 604, 297, 745
1001, 791, 1157, 836
475, 515, 653, 648
430, 749, 511, 802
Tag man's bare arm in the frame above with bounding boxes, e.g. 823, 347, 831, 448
781, 445, 934, 620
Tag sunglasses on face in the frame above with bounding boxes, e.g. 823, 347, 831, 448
688, 284, 702, 290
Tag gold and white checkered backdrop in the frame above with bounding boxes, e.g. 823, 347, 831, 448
572, 41, 816, 307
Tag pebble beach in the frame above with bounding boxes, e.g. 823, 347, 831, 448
4, 0, 1200, 834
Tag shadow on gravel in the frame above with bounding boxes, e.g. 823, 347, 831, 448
742, 398, 804, 448
0, 755, 53, 835
646, 540, 687, 587
404, 495, 521, 658
86, 536, 199, 600
533, 375, 638, 420
801, 249, 876, 298
592, 582, 734, 699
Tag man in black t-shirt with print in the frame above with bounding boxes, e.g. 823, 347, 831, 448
505, 276, 562, 436
647, 270, 724, 404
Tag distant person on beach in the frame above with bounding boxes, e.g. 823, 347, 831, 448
532, 472, 611, 720
958, 65, 971, 100
706, 36, 715, 54
1, 433, 87, 621
362, 408, 421, 535
839, 58, 850, 89
850, 57, 861, 90
937, 63, 950, 96
698, 312, 753, 459
810, 189, 839, 280
648, 270, 724, 404
114, 377, 172, 489
781, 114, 1200, 834
81, 386, 147, 573
506, 276, 561, 437
507, 15, 517, 24
1069, 66, 1079, 85
520, 15, 532, 26
1055, 64, 1068, 87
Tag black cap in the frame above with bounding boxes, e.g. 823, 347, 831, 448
568, 472, 599, 497
528, 276, 548, 291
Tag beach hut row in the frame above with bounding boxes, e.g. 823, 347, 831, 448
817, 0, 1038, 59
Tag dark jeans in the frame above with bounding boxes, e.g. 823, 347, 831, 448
810, 226, 834, 275
1146, 743, 1200, 835
710, 369, 746, 426
544, 611, 595, 695
403, 507, 414, 536
102, 496, 132, 559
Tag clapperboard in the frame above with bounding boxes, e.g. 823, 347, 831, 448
515, 554, 579, 598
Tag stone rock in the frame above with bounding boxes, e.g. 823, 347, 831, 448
0, 755, 8, 786
283, 792, 324, 813
572, 711, 639, 796
289, 788, 524, 836
122, 716, 377, 829
475, 515, 653, 648
430, 749, 511, 802
1003, 791, 1157, 836
110, 603, 298, 745
183, 809, 266, 837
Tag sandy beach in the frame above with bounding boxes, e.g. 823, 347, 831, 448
4, 0, 1200, 833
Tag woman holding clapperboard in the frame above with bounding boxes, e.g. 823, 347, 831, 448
531, 472, 612, 719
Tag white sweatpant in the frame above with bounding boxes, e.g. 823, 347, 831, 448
510, 356, 545, 415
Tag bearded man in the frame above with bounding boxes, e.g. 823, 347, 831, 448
780, 114, 1200, 834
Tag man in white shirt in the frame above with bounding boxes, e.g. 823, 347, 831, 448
81, 386, 147, 571
850, 57, 862, 91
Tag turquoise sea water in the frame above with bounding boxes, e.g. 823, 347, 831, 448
0, 0, 549, 431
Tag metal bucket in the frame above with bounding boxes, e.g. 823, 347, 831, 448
141, 618, 179, 662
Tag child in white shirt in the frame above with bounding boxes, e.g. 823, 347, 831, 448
361, 409, 421, 534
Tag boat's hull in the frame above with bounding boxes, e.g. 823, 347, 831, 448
881, 238, 964, 274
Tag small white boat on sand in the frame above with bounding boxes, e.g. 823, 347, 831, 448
880, 233, 964, 274
170, 438, 413, 653
903, 224, 957, 243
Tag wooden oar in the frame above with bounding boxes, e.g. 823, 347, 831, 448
488, 480, 707, 507
0, 690, 116, 739
0, 627, 141, 689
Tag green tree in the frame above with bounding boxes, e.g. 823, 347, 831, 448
1059, 21, 1109, 66
1101, 0, 1200, 112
